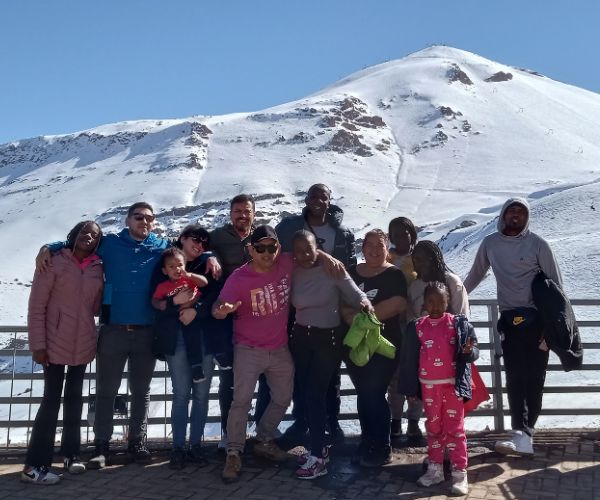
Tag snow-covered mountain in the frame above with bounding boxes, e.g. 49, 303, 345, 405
2, 45, 600, 323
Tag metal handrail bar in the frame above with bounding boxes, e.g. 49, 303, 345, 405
1, 297, 599, 447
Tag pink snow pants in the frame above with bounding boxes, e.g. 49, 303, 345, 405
421, 382, 467, 470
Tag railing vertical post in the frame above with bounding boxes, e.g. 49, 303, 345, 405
488, 303, 504, 432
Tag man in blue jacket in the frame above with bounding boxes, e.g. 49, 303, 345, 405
276, 184, 357, 443
37, 202, 217, 468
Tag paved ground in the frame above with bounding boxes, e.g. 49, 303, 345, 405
0, 429, 599, 499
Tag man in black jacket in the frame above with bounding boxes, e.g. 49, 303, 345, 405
276, 183, 357, 443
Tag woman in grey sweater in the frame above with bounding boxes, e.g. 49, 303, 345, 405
290, 230, 371, 480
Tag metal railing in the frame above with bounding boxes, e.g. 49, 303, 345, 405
1, 298, 599, 448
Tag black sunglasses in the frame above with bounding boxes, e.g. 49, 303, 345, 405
132, 213, 155, 222
253, 243, 278, 254
190, 236, 209, 244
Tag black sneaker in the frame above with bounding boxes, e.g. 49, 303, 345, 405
64, 456, 86, 474
128, 439, 152, 464
326, 419, 345, 444
187, 443, 209, 467
360, 444, 393, 468
87, 440, 109, 470
390, 419, 402, 438
169, 447, 186, 470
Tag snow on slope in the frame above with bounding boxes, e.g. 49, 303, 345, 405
1, 45, 600, 323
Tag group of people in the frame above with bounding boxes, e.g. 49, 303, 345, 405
22, 185, 563, 497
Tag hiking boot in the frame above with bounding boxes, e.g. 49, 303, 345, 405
87, 440, 109, 470
21, 466, 60, 485
253, 439, 290, 462
390, 419, 402, 438
326, 418, 345, 444
417, 461, 445, 487
128, 439, 152, 464
495, 430, 534, 456
187, 443, 209, 467
450, 469, 469, 496
63, 456, 86, 474
295, 455, 328, 480
297, 445, 331, 465
360, 444, 393, 468
222, 451, 241, 483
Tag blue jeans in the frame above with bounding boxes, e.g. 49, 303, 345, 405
166, 331, 215, 448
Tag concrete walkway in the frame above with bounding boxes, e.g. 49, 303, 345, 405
0, 429, 598, 499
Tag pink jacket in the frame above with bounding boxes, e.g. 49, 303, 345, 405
28, 249, 104, 366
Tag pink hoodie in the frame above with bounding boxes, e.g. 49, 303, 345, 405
28, 248, 104, 366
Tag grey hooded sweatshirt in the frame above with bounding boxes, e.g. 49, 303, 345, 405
463, 197, 563, 312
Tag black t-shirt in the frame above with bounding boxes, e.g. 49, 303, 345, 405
348, 265, 407, 345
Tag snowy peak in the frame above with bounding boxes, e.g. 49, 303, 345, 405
2, 45, 600, 322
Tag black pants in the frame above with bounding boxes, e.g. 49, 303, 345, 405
345, 350, 397, 447
25, 363, 87, 467
289, 324, 343, 456
501, 318, 549, 436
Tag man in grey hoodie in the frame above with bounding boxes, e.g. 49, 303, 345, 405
464, 197, 562, 456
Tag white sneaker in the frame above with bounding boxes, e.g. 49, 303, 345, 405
450, 469, 469, 496
417, 461, 445, 487
495, 430, 534, 456
21, 466, 61, 485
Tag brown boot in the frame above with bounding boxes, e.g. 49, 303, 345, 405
222, 451, 241, 483
253, 440, 290, 462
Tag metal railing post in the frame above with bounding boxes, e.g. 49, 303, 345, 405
488, 302, 504, 432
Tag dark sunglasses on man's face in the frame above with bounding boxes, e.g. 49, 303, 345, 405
132, 213, 155, 222
253, 243, 278, 254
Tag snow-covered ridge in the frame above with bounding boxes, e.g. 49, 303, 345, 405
1, 45, 600, 323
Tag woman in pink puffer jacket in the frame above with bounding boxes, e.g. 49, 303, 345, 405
22, 221, 103, 485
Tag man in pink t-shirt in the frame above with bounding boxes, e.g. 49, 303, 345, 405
212, 225, 294, 482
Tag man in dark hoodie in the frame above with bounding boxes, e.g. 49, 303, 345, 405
464, 197, 562, 457
276, 183, 357, 443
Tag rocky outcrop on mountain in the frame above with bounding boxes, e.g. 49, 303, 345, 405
447, 64, 473, 85
317, 97, 388, 157
485, 71, 513, 82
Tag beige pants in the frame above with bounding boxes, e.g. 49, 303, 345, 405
226, 344, 294, 453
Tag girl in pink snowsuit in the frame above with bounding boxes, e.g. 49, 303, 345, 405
399, 281, 478, 496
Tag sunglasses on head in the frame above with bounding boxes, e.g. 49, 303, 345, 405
253, 243, 278, 254
132, 213, 155, 222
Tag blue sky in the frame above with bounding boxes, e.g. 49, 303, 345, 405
1, 0, 598, 144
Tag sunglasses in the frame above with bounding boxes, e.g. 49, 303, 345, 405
190, 236, 209, 244
132, 213, 155, 222
252, 243, 278, 254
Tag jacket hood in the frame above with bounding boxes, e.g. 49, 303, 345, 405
302, 204, 345, 228
497, 197, 530, 237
